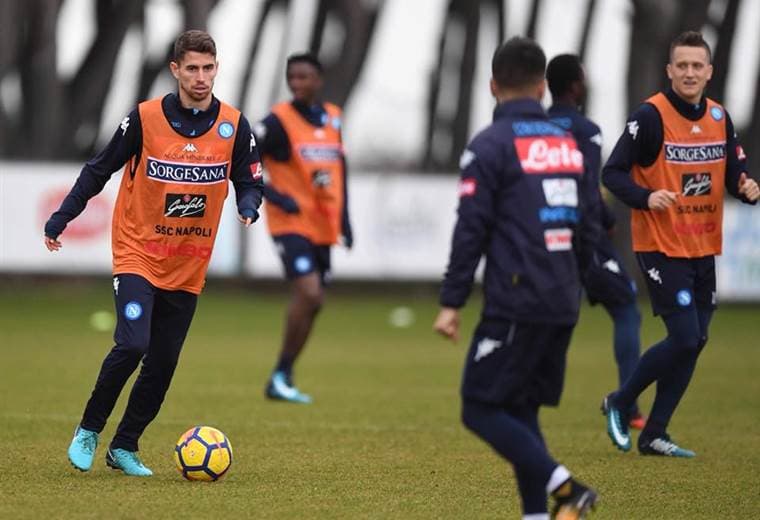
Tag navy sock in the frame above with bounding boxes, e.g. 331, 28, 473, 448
462, 400, 554, 515
274, 356, 294, 377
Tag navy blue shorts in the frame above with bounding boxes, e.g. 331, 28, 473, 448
635, 251, 716, 316
583, 236, 637, 308
273, 234, 331, 283
112, 273, 197, 350
460, 319, 574, 408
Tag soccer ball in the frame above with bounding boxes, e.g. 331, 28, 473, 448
174, 426, 233, 481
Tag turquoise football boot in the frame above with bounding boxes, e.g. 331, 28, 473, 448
601, 394, 631, 452
106, 448, 153, 476
68, 426, 99, 471
638, 434, 696, 458
265, 371, 312, 404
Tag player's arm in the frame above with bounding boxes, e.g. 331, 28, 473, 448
253, 114, 300, 213
436, 139, 501, 341
576, 159, 603, 273
723, 112, 759, 204
44, 109, 141, 251
340, 153, 353, 249
230, 115, 265, 227
602, 104, 676, 210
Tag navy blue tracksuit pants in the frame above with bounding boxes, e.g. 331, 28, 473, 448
80, 274, 197, 451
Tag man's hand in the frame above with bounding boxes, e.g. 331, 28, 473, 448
738, 172, 760, 202
433, 307, 461, 343
238, 208, 259, 228
647, 189, 678, 210
44, 236, 62, 252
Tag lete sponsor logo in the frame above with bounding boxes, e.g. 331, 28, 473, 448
544, 228, 573, 252
40, 188, 111, 240
515, 137, 584, 174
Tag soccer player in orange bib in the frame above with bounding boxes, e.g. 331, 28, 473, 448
254, 53, 352, 403
601, 31, 759, 457
44, 30, 264, 475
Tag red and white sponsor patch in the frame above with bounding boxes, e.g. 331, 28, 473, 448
515, 137, 584, 174
250, 161, 263, 180
458, 178, 477, 197
737, 145, 746, 161
544, 228, 573, 252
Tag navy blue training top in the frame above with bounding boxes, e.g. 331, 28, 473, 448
440, 98, 601, 325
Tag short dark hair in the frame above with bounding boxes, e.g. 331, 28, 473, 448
492, 37, 546, 89
286, 52, 323, 75
669, 31, 712, 63
546, 54, 583, 98
173, 30, 217, 63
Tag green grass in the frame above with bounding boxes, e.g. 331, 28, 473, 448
0, 280, 758, 519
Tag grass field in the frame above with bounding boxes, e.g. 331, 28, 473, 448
0, 279, 758, 519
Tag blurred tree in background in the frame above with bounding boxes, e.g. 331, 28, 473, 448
0, 0, 757, 176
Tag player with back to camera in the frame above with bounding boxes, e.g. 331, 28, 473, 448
601, 30, 759, 457
253, 52, 352, 404
44, 30, 263, 476
546, 54, 645, 430
434, 37, 600, 520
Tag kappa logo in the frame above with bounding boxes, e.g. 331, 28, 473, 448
120, 116, 130, 135
113, 276, 120, 295
627, 121, 639, 140
474, 337, 502, 362
690, 124, 702, 134
459, 149, 476, 170
647, 268, 662, 285
249, 132, 256, 152
602, 259, 621, 274
182, 143, 198, 153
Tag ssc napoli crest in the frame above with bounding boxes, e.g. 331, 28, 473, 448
676, 290, 692, 307
710, 107, 723, 121
124, 301, 143, 320
218, 121, 235, 139
294, 256, 312, 273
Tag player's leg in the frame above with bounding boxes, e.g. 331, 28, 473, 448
638, 257, 716, 457
461, 322, 597, 517
462, 399, 556, 516
603, 253, 692, 451
266, 235, 325, 403
68, 274, 155, 472
107, 286, 197, 475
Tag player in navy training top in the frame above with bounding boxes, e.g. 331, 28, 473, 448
546, 54, 645, 430
434, 37, 599, 520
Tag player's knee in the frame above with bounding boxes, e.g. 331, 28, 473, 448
669, 330, 701, 353
301, 288, 324, 312
116, 341, 150, 357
